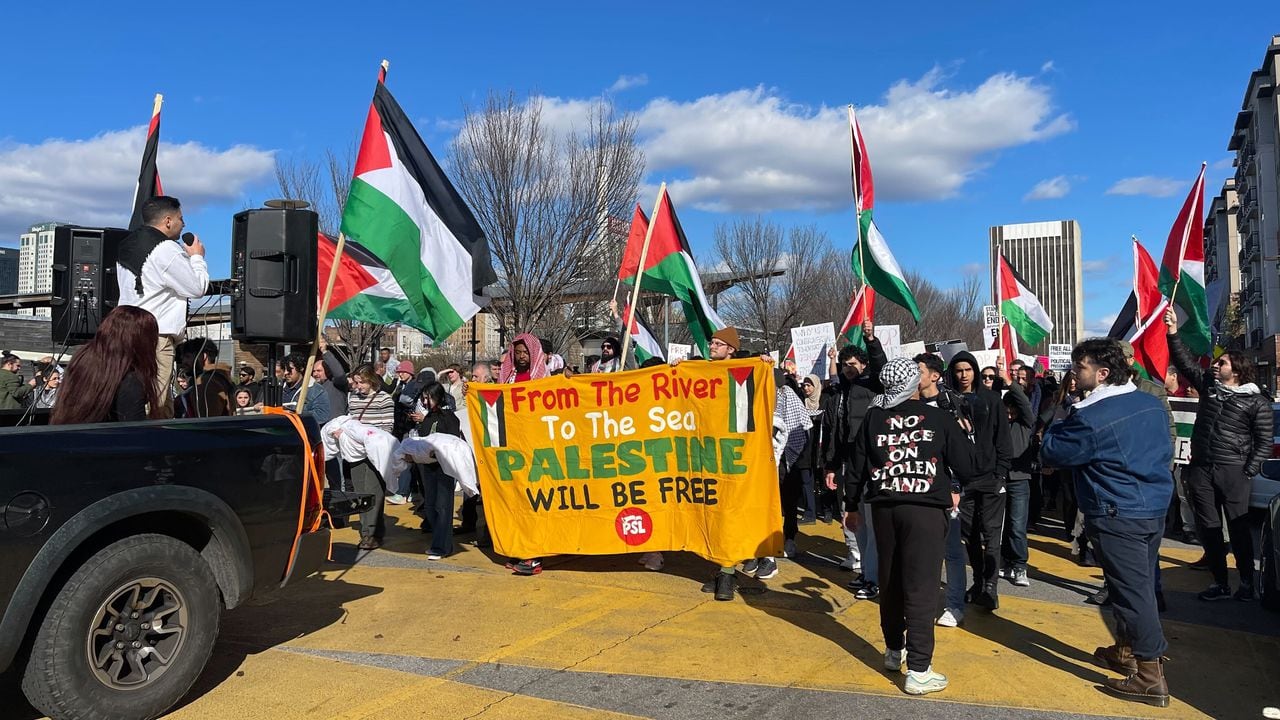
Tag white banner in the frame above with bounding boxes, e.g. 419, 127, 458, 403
790, 322, 837, 380
968, 349, 1001, 370
876, 324, 901, 350
885, 340, 927, 361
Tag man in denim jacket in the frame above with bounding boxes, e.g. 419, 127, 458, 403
1040, 338, 1173, 709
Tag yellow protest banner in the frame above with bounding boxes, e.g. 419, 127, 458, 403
466, 359, 782, 565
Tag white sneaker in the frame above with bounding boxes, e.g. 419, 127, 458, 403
936, 607, 964, 627
1010, 568, 1031, 587
884, 648, 905, 672
386, 494, 408, 505
426, 553, 443, 561
839, 555, 859, 571
904, 667, 948, 695
638, 552, 664, 571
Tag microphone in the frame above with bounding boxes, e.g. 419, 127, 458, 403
181, 232, 195, 246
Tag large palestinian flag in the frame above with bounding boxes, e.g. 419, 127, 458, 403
997, 253, 1053, 348
619, 190, 726, 356
128, 94, 164, 231
1129, 238, 1170, 382
1157, 164, 1210, 357
838, 284, 876, 349
328, 72, 496, 342
847, 106, 921, 323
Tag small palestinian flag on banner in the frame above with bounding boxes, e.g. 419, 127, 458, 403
478, 389, 506, 448
727, 367, 756, 433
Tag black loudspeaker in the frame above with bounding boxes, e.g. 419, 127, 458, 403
51, 226, 128, 343
230, 208, 318, 343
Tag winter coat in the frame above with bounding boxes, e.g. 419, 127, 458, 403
1041, 382, 1173, 519
946, 351, 1012, 490
0, 368, 33, 410
820, 337, 887, 471
846, 398, 978, 510
1169, 334, 1273, 475
1004, 382, 1036, 481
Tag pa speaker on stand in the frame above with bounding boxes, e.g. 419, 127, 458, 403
50, 226, 129, 344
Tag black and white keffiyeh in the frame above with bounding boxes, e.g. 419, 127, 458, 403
873, 357, 921, 410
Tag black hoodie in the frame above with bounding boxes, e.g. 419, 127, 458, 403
820, 337, 887, 472
846, 398, 978, 509
945, 350, 1012, 491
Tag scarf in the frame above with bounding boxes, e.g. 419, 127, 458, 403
803, 374, 823, 416
872, 357, 921, 410
500, 333, 548, 383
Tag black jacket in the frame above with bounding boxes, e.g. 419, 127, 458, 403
417, 407, 461, 438
946, 351, 1012, 490
1169, 334, 1273, 474
1003, 382, 1036, 480
846, 399, 978, 510
821, 337, 887, 471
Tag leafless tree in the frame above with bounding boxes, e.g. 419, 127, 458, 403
449, 91, 644, 337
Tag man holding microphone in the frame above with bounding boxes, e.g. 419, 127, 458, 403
116, 196, 209, 417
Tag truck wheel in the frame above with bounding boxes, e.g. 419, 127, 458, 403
1262, 525, 1279, 613
21, 534, 222, 720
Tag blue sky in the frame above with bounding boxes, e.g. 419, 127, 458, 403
2, 3, 1277, 335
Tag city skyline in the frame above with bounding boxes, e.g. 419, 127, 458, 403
1, 5, 1278, 342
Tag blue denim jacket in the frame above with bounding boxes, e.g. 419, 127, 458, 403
1040, 383, 1173, 519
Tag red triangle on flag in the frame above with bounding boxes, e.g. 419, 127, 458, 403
352, 102, 393, 176
316, 233, 378, 309
479, 389, 502, 405
728, 367, 753, 384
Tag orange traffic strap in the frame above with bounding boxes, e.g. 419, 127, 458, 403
265, 407, 333, 575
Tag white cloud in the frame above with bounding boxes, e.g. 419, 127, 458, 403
1085, 313, 1118, 336
609, 74, 649, 92
0, 126, 275, 238
1024, 175, 1071, 201
1106, 176, 1184, 198
1082, 258, 1111, 275
1211, 157, 1235, 171
1040, 60, 1056, 73
634, 68, 1074, 212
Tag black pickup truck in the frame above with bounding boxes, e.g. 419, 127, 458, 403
0, 411, 367, 720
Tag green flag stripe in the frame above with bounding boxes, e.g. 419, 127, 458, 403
1001, 300, 1050, 347
853, 213, 922, 322
342, 178, 465, 340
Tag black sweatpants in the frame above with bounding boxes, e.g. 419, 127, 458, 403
873, 503, 950, 673
960, 486, 1005, 591
1184, 463, 1255, 587
781, 459, 804, 541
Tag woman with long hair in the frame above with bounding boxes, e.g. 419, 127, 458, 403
345, 363, 396, 549
413, 381, 464, 560
51, 306, 162, 425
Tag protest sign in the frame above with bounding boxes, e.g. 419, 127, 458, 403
885, 340, 926, 361
790, 322, 836, 380
938, 341, 969, 364
968, 349, 1000, 370
876, 324, 901, 349
983, 305, 1001, 329
466, 360, 783, 564
1170, 397, 1197, 465
667, 343, 692, 362
1048, 344, 1072, 371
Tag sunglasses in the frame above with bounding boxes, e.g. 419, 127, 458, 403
981, 374, 997, 380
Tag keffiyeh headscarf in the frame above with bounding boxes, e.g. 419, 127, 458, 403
499, 333, 549, 383
873, 357, 921, 410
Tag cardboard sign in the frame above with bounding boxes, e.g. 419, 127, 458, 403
983, 305, 1002, 329
1049, 344, 1073, 372
790, 322, 837, 380
466, 361, 783, 564
876, 324, 901, 350
885, 340, 927, 361
968, 349, 1001, 370
667, 343, 692, 363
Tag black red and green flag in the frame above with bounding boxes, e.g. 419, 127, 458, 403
128, 94, 164, 231
619, 190, 726, 356
324, 67, 496, 342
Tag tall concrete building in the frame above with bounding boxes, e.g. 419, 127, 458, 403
988, 220, 1084, 352
0, 247, 18, 296
1228, 34, 1280, 392
1204, 178, 1240, 342
16, 222, 66, 318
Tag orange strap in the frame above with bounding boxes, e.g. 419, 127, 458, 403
265, 407, 332, 572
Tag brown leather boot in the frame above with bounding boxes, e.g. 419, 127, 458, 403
1102, 657, 1169, 708
1093, 644, 1137, 675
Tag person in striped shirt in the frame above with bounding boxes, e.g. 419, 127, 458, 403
347, 363, 396, 549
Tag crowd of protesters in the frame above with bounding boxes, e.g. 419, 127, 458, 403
15, 292, 1273, 707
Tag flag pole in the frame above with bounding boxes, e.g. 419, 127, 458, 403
1166, 161, 1206, 313
1131, 235, 1143, 329
298, 59, 389, 412
848, 105, 868, 323
620, 183, 666, 362
996, 247, 1007, 373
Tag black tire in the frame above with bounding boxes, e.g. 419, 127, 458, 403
21, 534, 222, 720
1262, 524, 1279, 613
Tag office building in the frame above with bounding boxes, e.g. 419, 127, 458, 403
16, 222, 66, 318
1228, 34, 1279, 393
988, 220, 1085, 352
1204, 179, 1240, 342
0, 247, 18, 295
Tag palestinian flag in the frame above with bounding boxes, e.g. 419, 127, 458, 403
849, 105, 874, 218
619, 190, 726, 356
997, 320, 1020, 372
997, 254, 1053, 348
331, 70, 496, 342
851, 219, 921, 323
1128, 238, 1170, 382
727, 367, 756, 433
838, 284, 876, 349
128, 94, 164, 231
621, 303, 663, 363
1157, 164, 1210, 357
478, 389, 506, 448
